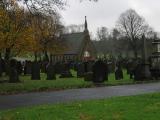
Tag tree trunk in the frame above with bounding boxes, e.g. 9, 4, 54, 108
4, 49, 11, 75
0, 56, 2, 77
39, 53, 42, 62
5, 48, 11, 61
50, 54, 53, 63
131, 39, 138, 59
34, 52, 37, 62
9, 67, 20, 83
44, 51, 49, 62
133, 48, 138, 59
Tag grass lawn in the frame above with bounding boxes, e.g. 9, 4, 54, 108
106, 70, 133, 85
1, 93, 160, 120
0, 70, 133, 95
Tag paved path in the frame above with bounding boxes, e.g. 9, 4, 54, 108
1, 82, 160, 111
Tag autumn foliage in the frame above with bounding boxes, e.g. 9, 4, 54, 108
0, 0, 66, 60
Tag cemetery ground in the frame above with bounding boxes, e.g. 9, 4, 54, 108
0, 70, 133, 95
1, 69, 160, 95
1, 92, 160, 120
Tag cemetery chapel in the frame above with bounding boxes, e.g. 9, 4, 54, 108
53, 16, 97, 62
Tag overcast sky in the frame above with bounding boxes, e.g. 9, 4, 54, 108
60, 0, 160, 36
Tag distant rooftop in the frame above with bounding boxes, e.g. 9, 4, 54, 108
60, 32, 85, 55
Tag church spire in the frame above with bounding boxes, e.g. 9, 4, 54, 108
85, 16, 88, 30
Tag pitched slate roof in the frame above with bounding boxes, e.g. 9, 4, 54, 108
60, 32, 85, 55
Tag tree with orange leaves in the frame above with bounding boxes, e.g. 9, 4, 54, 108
29, 12, 67, 62
0, 1, 34, 60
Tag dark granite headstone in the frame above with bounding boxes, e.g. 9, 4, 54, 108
24, 61, 32, 75
59, 62, 73, 78
9, 59, 19, 83
46, 63, 56, 80
9, 67, 19, 83
150, 68, 160, 80
134, 64, 142, 81
41, 61, 48, 73
92, 60, 108, 83
70, 61, 76, 70
126, 60, 137, 79
55, 62, 62, 74
84, 72, 93, 81
134, 35, 151, 81
31, 61, 40, 80
4, 60, 10, 75
0, 59, 2, 76
16, 61, 23, 75
86, 61, 94, 72
77, 62, 85, 78
1, 59, 5, 73
134, 63, 151, 81
115, 63, 123, 80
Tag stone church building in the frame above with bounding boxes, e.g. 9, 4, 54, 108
53, 17, 97, 62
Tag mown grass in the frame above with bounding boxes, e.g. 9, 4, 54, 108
1, 93, 160, 120
106, 70, 133, 85
0, 70, 133, 95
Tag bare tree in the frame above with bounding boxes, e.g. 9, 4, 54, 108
22, 0, 66, 15
96, 27, 109, 41
0, 0, 18, 10
117, 9, 150, 58
94, 27, 113, 55
17, 0, 98, 15
63, 24, 84, 34
112, 28, 120, 40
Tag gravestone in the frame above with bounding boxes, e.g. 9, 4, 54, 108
4, 60, 10, 75
86, 61, 94, 72
1, 59, 5, 73
128, 59, 138, 79
84, 61, 94, 73
24, 61, 32, 75
9, 59, 19, 83
46, 63, 56, 80
59, 62, 73, 78
134, 63, 142, 81
84, 72, 93, 81
134, 35, 151, 81
92, 60, 108, 83
115, 63, 123, 80
84, 62, 88, 73
55, 62, 62, 74
17, 61, 23, 75
70, 61, 77, 70
41, 61, 48, 73
77, 62, 85, 77
84, 61, 95, 81
150, 35, 160, 79
31, 61, 40, 80
73, 61, 78, 71
0, 59, 2, 76
108, 61, 115, 73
